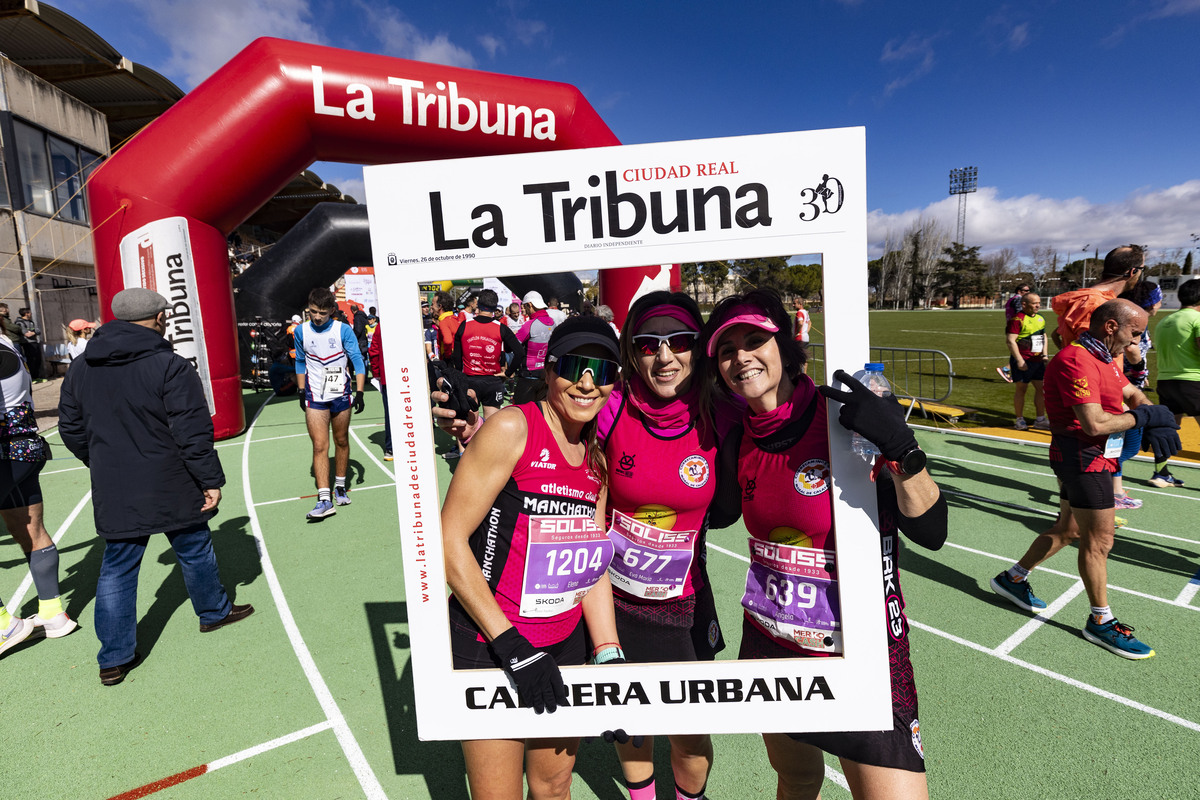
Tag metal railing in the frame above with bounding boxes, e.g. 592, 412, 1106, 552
807, 344, 954, 404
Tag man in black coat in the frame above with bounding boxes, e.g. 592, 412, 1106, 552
58, 288, 253, 685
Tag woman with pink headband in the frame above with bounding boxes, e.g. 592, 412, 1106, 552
704, 289, 947, 800
594, 290, 732, 800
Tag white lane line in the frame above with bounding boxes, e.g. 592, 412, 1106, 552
709, 540, 1200, 733
208, 720, 335, 772
240, 397, 386, 799
348, 426, 395, 482
916, 427, 1196, 470
216, 431, 309, 448
932, 454, 1200, 501
898, 329, 994, 337
994, 581, 1086, 657
1176, 568, 1200, 606
254, 482, 397, 507
939, 487, 1200, 547
5, 489, 91, 610
40, 464, 87, 475
943, 539, 1200, 612
908, 619, 1200, 733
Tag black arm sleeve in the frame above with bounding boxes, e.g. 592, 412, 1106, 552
705, 423, 744, 530
500, 325, 525, 378
878, 477, 948, 551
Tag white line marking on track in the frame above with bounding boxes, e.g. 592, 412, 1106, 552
208, 720, 335, 772
216, 431, 310, 448
994, 581, 1085, 656
6, 489, 91, 610
241, 397, 386, 799
254, 482, 397, 507
908, 619, 1200, 733
40, 464, 87, 475
933, 454, 1200, 498
710, 540, 1200, 733
899, 329, 994, 336
915, 426, 1196, 469
1176, 568, 1200, 606
348, 426, 395, 482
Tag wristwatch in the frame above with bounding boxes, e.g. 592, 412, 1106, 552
895, 446, 927, 475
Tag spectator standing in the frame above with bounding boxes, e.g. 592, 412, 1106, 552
14, 308, 42, 381
450, 289, 523, 419
65, 319, 98, 361
546, 295, 568, 325
997, 283, 1032, 382
58, 288, 253, 685
1147, 277, 1200, 488
352, 304, 370, 366
0, 304, 21, 345
597, 304, 620, 339
513, 291, 557, 405
0, 334, 77, 659
1005, 292, 1050, 430
989, 300, 1179, 659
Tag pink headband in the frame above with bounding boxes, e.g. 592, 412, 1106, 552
632, 304, 699, 333
705, 303, 780, 357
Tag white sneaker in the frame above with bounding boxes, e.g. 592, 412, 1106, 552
0, 617, 35, 656
1013, 417, 1029, 430
33, 612, 78, 639
1033, 416, 1050, 429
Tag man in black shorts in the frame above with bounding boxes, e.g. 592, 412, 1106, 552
1005, 292, 1049, 430
450, 289, 523, 419
989, 300, 1180, 659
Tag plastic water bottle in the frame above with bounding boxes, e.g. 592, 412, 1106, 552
850, 362, 890, 461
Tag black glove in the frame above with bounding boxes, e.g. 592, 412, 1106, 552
299, 392, 307, 412
1127, 404, 1178, 430
817, 369, 917, 461
1141, 425, 1182, 461
602, 729, 645, 748
489, 628, 568, 714
430, 363, 480, 421
352, 390, 365, 414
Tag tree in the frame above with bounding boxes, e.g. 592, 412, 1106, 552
937, 242, 987, 307
1184, 251, 1193, 275
729, 256, 791, 294
901, 216, 949, 309
680, 262, 702, 299
786, 262, 823, 299
700, 260, 730, 302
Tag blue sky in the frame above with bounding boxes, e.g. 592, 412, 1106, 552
57, 0, 1200, 264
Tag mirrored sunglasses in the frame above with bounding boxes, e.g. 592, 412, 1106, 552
549, 354, 620, 385
631, 330, 700, 356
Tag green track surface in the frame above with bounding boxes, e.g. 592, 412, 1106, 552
4, 374, 1198, 798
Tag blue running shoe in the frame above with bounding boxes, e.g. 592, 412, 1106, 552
306, 498, 336, 520
1082, 617, 1155, 660
334, 486, 351, 506
1148, 471, 1185, 488
990, 571, 1047, 613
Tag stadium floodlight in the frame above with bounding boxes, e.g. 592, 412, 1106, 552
949, 166, 978, 245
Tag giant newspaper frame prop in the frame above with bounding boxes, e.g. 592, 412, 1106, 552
365, 129, 889, 741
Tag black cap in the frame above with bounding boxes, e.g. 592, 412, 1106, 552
546, 316, 619, 361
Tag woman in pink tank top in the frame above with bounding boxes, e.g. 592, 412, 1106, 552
705, 290, 947, 800
597, 291, 729, 800
440, 316, 626, 800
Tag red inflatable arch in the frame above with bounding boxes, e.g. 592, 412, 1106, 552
86, 37, 665, 439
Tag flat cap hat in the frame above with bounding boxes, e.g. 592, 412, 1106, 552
111, 287, 169, 321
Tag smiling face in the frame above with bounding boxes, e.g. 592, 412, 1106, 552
714, 323, 791, 412
545, 343, 616, 430
633, 316, 696, 399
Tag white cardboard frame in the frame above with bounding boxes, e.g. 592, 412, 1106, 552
364, 129, 888, 741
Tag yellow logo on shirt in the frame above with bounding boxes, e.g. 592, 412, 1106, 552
1072, 377, 1090, 398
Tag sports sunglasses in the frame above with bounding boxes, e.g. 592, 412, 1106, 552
548, 353, 621, 385
631, 330, 700, 356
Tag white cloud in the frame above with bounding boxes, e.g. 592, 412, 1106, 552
867, 181, 1200, 262
355, 2, 476, 67
128, 0, 325, 88
478, 34, 504, 58
333, 176, 365, 204
880, 33, 941, 95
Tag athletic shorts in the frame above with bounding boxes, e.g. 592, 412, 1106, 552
1009, 356, 1045, 383
303, 386, 351, 414
0, 458, 44, 510
613, 580, 725, 663
1156, 379, 1200, 416
465, 374, 506, 408
740, 618, 925, 773
1056, 473, 1114, 510
513, 373, 545, 406
449, 609, 586, 670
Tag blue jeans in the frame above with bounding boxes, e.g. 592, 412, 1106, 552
95, 525, 232, 668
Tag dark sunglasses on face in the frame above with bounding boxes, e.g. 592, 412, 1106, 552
549, 354, 620, 386
631, 330, 700, 356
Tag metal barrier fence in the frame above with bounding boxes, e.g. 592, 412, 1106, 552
807, 344, 954, 404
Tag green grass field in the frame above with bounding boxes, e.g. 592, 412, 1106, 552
2, 309, 1197, 799
799, 308, 1169, 428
